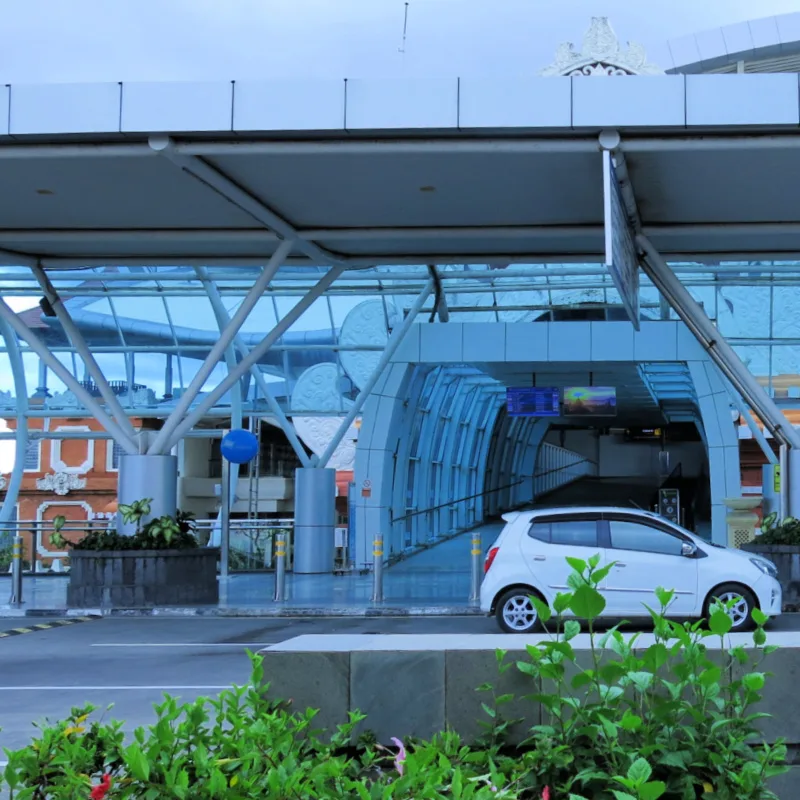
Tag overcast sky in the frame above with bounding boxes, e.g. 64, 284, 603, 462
2, 0, 800, 84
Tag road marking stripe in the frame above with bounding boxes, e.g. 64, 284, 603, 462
0, 686, 231, 691
0, 616, 99, 639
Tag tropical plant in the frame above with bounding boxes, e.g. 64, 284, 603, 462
755, 512, 800, 545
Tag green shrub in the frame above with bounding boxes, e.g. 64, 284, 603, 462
1, 556, 787, 799
755, 512, 800, 545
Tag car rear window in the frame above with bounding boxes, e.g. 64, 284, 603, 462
550, 519, 598, 547
527, 522, 551, 542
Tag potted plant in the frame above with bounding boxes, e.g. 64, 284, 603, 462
740, 511, 800, 609
55, 498, 219, 609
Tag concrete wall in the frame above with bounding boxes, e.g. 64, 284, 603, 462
260, 633, 800, 794
597, 435, 705, 479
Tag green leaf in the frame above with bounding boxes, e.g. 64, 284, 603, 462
753, 627, 767, 646
709, 608, 733, 636
553, 592, 572, 614
530, 595, 552, 623
125, 743, 150, 781
569, 584, 606, 621
611, 792, 637, 800
563, 619, 581, 641
592, 563, 614, 583
639, 781, 666, 800
654, 586, 675, 607
743, 672, 766, 691
627, 757, 652, 786
620, 710, 642, 732
752, 607, 768, 626
566, 556, 587, 574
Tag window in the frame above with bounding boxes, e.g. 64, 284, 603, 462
108, 442, 124, 471
527, 522, 551, 543
609, 520, 683, 557
23, 441, 40, 471
549, 519, 598, 548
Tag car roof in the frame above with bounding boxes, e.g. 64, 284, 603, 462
501, 506, 662, 523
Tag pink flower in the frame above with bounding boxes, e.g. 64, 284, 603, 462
541, 787, 551, 800
390, 737, 406, 776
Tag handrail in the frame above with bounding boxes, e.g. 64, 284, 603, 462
533, 457, 597, 482
391, 479, 525, 523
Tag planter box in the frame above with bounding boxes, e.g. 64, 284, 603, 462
740, 542, 800, 609
66, 548, 219, 608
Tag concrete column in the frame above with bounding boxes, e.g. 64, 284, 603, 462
118, 454, 178, 534
294, 467, 336, 574
790, 449, 800, 520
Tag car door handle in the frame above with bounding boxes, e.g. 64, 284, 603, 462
616, 563, 627, 568
533, 555, 546, 561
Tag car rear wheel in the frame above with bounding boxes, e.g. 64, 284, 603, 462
495, 587, 546, 634
704, 583, 758, 632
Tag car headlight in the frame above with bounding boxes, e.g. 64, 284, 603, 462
750, 557, 778, 578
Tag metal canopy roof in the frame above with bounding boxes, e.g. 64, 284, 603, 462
2, 75, 800, 267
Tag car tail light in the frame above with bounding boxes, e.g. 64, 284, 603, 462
484, 546, 499, 575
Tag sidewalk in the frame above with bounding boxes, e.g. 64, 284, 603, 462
0, 526, 501, 618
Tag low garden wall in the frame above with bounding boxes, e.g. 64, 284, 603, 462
67, 547, 219, 607
259, 632, 800, 796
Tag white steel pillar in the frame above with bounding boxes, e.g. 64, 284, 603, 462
148, 241, 293, 455
156, 265, 346, 453
293, 467, 337, 574
195, 266, 311, 467
117, 454, 179, 534
31, 262, 138, 441
0, 297, 138, 454
0, 319, 28, 524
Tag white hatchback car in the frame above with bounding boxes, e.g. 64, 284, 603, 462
481, 507, 781, 633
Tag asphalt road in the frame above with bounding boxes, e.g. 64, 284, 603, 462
1, 612, 799, 760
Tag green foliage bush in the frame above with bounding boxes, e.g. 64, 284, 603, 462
754, 512, 800, 546
1, 556, 788, 799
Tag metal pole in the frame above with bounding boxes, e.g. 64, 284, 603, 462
371, 534, 384, 604
0, 297, 138, 454
469, 532, 482, 604
148, 240, 292, 455
9, 536, 23, 608
273, 532, 287, 602
220, 456, 231, 581
317, 280, 434, 467
160, 265, 346, 451
780, 444, 790, 521
0, 318, 28, 526
31, 262, 138, 440
637, 235, 800, 450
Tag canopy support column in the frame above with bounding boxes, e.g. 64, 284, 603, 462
0, 297, 138, 454
160, 266, 347, 452
195, 266, 311, 467
30, 262, 138, 441
148, 240, 292, 455
0, 319, 28, 525
316, 280, 433, 468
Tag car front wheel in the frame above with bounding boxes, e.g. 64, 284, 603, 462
705, 583, 758, 632
495, 587, 546, 634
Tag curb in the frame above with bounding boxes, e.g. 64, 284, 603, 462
0, 606, 484, 619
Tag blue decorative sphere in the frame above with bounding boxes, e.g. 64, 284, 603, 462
220, 429, 259, 464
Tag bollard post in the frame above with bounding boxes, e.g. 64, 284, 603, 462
469, 532, 482, 604
273, 532, 287, 602
371, 534, 384, 603
9, 536, 23, 608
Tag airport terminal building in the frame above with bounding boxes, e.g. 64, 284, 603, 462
3, 14, 800, 592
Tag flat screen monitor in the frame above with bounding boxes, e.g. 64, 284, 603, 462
506, 387, 560, 417
563, 386, 617, 416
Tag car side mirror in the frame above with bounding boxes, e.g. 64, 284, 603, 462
681, 542, 697, 558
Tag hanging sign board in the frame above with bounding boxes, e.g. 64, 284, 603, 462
603, 150, 640, 329
361, 478, 372, 498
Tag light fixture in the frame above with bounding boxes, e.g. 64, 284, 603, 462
419, 185, 436, 193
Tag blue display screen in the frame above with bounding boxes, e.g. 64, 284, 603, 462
506, 387, 560, 417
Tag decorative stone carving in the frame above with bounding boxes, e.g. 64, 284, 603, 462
0, 391, 14, 409
47, 391, 83, 409
36, 472, 87, 496
540, 17, 663, 76
290, 363, 357, 471
339, 300, 401, 391
0, 475, 6, 491
117, 387, 157, 406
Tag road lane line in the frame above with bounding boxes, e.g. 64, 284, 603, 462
90, 642, 274, 648
0, 686, 232, 691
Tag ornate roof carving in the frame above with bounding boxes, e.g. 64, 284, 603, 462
540, 17, 663, 77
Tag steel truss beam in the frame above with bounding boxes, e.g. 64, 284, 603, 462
30, 262, 138, 441
147, 241, 292, 454
155, 265, 347, 453
195, 266, 311, 467
0, 297, 139, 454
0, 317, 28, 524
149, 135, 345, 266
